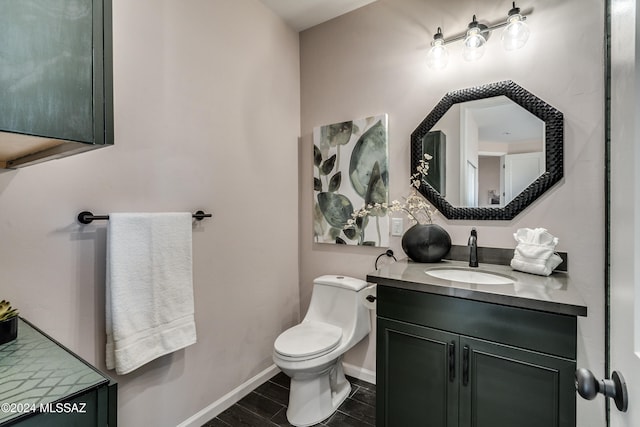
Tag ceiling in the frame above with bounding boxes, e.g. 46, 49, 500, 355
466, 96, 544, 144
259, 0, 378, 32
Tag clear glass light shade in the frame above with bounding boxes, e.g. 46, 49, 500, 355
462, 27, 486, 62
501, 14, 530, 50
427, 41, 449, 69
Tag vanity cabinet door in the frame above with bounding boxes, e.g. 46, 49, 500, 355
458, 336, 576, 427
377, 317, 459, 427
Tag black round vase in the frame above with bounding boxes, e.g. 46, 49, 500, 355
401, 223, 451, 263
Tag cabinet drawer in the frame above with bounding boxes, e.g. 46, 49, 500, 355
378, 285, 576, 359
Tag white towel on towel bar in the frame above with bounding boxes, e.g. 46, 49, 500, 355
106, 212, 197, 375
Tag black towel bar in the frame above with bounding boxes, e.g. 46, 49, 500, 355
77, 210, 212, 225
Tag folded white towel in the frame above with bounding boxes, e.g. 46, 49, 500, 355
511, 252, 563, 276
510, 228, 562, 276
106, 213, 197, 375
513, 227, 558, 248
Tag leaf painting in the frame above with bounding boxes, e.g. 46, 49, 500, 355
364, 161, 387, 211
320, 121, 353, 148
349, 120, 389, 198
320, 154, 336, 176
314, 145, 322, 167
328, 172, 342, 192
312, 114, 389, 246
317, 192, 353, 229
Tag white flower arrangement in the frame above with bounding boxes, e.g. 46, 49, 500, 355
345, 153, 436, 230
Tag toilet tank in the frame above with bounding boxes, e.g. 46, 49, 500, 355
303, 275, 370, 338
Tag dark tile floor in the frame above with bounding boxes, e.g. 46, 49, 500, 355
202, 371, 375, 427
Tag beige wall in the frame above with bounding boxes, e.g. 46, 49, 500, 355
0, 1, 300, 426
299, 0, 605, 425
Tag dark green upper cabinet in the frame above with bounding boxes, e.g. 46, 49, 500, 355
0, 0, 113, 168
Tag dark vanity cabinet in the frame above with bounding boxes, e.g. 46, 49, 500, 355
376, 285, 578, 427
0, 319, 117, 427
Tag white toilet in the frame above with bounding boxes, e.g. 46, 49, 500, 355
273, 275, 374, 427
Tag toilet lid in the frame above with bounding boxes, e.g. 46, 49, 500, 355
274, 322, 342, 359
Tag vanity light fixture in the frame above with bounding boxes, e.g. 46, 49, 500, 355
426, 27, 449, 69
501, 2, 530, 50
462, 15, 487, 62
426, 2, 530, 69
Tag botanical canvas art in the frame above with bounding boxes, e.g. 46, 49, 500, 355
313, 114, 389, 246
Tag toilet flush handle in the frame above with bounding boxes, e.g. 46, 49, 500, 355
366, 295, 376, 303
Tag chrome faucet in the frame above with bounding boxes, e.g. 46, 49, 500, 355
468, 228, 478, 267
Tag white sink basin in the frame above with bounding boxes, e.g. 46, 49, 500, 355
425, 267, 515, 285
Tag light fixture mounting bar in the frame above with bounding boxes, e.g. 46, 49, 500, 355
440, 8, 531, 45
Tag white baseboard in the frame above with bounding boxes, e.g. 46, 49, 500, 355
178, 362, 376, 426
177, 364, 280, 427
343, 362, 376, 385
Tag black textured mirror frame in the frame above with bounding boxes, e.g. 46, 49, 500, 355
411, 80, 563, 220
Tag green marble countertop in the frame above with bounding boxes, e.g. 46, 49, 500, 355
367, 258, 588, 317
0, 318, 108, 425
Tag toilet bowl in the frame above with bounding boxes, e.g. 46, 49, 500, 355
273, 275, 375, 427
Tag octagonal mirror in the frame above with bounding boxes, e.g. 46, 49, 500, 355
411, 80, 563, 220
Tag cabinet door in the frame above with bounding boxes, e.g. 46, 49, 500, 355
377, 317, 459, 427
0, 0, 104, 143
0, 0, 113, 168
459, 336, 576, 427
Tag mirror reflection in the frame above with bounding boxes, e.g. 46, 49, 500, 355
422, 96, 545, 208
411, 80, 563, 221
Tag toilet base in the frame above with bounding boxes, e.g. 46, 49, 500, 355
285, 359, 350, 427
